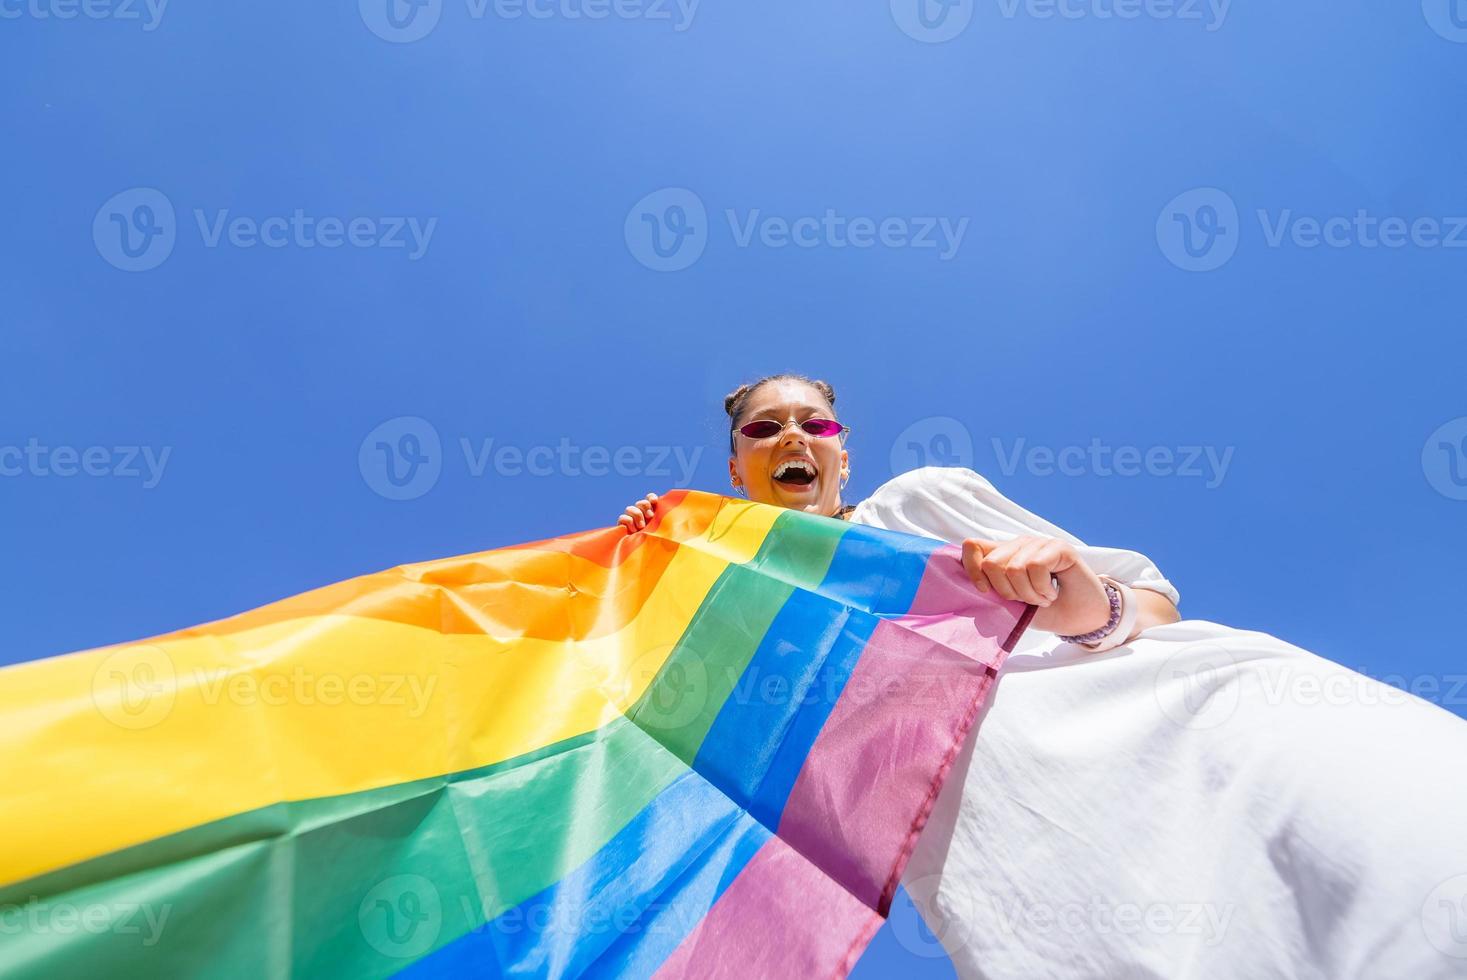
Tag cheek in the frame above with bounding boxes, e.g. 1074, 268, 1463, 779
738, 448, 770, 481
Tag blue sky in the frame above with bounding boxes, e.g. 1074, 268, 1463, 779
3, 0, 1465, 974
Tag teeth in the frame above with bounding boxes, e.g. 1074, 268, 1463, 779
774, 459, 816, 479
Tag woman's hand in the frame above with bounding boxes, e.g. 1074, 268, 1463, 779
960, 535, 1113, 637
617, 492, 659, 534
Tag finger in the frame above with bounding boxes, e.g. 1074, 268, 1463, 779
617, 515, 635, 534
961, 538, 990, 593
1023, 565, 1056, 606
981, 553, 1021, 601
1003, 555, 1048, 605
977, 539, 1023, 601
624, 505, 646, 529
1030, 565, 1058, 604
984, 566, 1019, 602
1046, 539, 1079, 575
1012, 540, 1059, 604
1033, 541, 1064, 601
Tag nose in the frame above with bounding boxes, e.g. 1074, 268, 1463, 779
776, 420, 809, 445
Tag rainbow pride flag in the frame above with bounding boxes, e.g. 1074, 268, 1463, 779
0, 490, 1031, 978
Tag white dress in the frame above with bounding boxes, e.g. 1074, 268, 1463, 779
850, 466, 1467, 980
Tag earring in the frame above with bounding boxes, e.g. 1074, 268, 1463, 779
839, 473, 849, 491
732, 483, 746, 497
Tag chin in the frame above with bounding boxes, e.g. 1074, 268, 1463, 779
770, 482, 824, 510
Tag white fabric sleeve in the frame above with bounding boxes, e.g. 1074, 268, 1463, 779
855, 466, 1181, 607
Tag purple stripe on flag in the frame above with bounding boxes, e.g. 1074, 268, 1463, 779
650, 835, 881, 980
773, 616, 1007, 914
891, 542, 1029, 660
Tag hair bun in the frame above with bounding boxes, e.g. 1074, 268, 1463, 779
723, 384, 754, 418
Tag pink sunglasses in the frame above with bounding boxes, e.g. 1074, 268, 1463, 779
734, 418, 850, 440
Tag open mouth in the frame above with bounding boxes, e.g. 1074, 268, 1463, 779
771, 458, 819, 489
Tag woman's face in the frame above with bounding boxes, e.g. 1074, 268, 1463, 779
728, 380, 850, 517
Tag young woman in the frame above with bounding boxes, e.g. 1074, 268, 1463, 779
618, 373, 1467, 980
621, 373, 1182, 646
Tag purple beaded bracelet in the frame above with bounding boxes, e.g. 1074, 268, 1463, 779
1058, 580, 1123, 646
